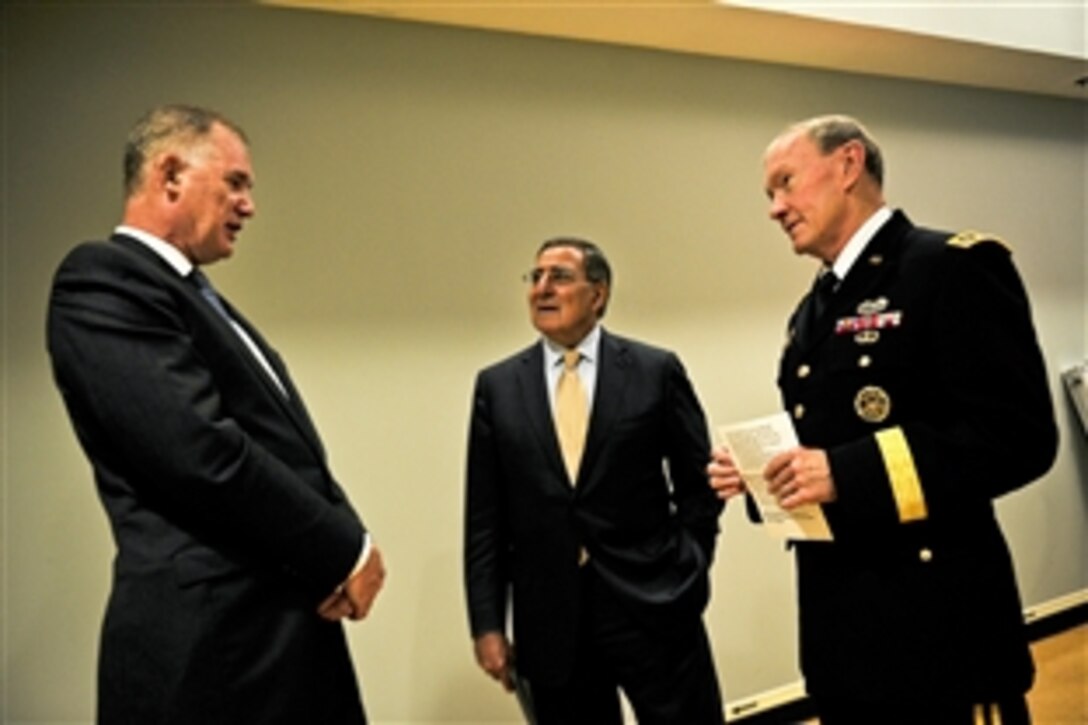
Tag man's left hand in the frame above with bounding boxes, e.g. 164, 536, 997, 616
764, 447, 836, 509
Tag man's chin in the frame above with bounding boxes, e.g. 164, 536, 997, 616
790, 237, 813, 256
531, 320, 557, 338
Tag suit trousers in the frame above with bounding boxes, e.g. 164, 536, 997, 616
531, 566, 724, 725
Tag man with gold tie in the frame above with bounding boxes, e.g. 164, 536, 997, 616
464, 237, 726, 724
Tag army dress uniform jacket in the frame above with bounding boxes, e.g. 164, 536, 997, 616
778, 210, 1057, 704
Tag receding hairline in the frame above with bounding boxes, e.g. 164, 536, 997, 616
765, 114, 884, 185
536, 236, 612, 285
123, 105, 248, 196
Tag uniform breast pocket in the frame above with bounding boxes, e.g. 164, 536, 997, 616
826, 330, 916, 425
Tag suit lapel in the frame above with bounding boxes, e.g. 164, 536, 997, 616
111, 235, 327, 459
830, 213, 909, 336
217, 299, 327, 456
515, 343, 570, 485
579, 330, 630, 490
514, 331, 632, 489
789, 274, 826, 350
790, 211, 909, 352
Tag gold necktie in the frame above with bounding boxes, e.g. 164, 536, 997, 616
555, 349, 588, 482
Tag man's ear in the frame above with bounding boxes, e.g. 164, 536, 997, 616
158, 154, 186, 200
839, 139, 866, 191
592, 283, 610, 316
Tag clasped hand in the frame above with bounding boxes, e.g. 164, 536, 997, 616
316, 545, 386, 622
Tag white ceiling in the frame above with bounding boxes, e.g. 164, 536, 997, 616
728, 0, 1086, 61
261, 0, 1087, 100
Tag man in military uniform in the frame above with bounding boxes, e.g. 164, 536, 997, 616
709, 115, 1057, 723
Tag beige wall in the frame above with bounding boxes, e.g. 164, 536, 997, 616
2, 4, 1085, 723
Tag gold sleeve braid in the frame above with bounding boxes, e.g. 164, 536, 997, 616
875, 427, 928, 522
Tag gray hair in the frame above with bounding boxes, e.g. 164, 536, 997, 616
123, 104, 247, 196
792, 114, 884, 186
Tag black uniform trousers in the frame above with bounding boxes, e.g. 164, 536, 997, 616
815, 693, 1030, 725
531, 566, 724, 725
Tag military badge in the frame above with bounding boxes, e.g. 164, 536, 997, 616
836, 309, 902, 347
836, 310, 902, 335
855, 330, 880, 345
947, 230, 1011, 252
855, 385, 891, 423
857, 297, 889, 315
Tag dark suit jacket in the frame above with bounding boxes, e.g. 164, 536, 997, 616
464, 329, 723, 686
47, 234, 367, 724
778, 210, 1058, 703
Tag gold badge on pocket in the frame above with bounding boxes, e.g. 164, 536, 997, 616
855, 385, 891, 423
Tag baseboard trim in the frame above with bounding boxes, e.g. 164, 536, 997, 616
726, 681, 813, 723
725, 588, 1088, 723
1024, 588, 1088, 640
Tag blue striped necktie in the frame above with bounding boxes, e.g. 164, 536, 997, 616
187, 267, 290, 398
189, 268, 232, 322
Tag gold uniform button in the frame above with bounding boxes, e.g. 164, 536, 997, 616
578, 547, 590, 566
793, 404, 805, 420
797, 364, 811, 378
858, 355, 872, 368
919, 548, 933, 563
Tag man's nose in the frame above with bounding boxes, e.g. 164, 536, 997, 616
239, 192, 256, 218
768, 193, 787, 221
532, 282, 556, 298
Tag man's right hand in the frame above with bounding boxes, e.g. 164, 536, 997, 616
317, 545, 386, 622
708, 445, 747, 501
342, 545, 385, 620
474, 631, 514, 692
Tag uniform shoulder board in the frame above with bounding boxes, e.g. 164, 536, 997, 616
946, 230, 1012, 253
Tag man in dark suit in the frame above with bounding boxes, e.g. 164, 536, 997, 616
464, 237, 726, 724
709, 115, 1057, 724
47, 104, 384, 724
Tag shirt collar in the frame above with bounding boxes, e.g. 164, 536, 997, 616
830, 206, 892, 281
114, 225, 193, 277
542, 323, 602, 367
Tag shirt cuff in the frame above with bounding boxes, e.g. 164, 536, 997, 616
351, 532, 372, 578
